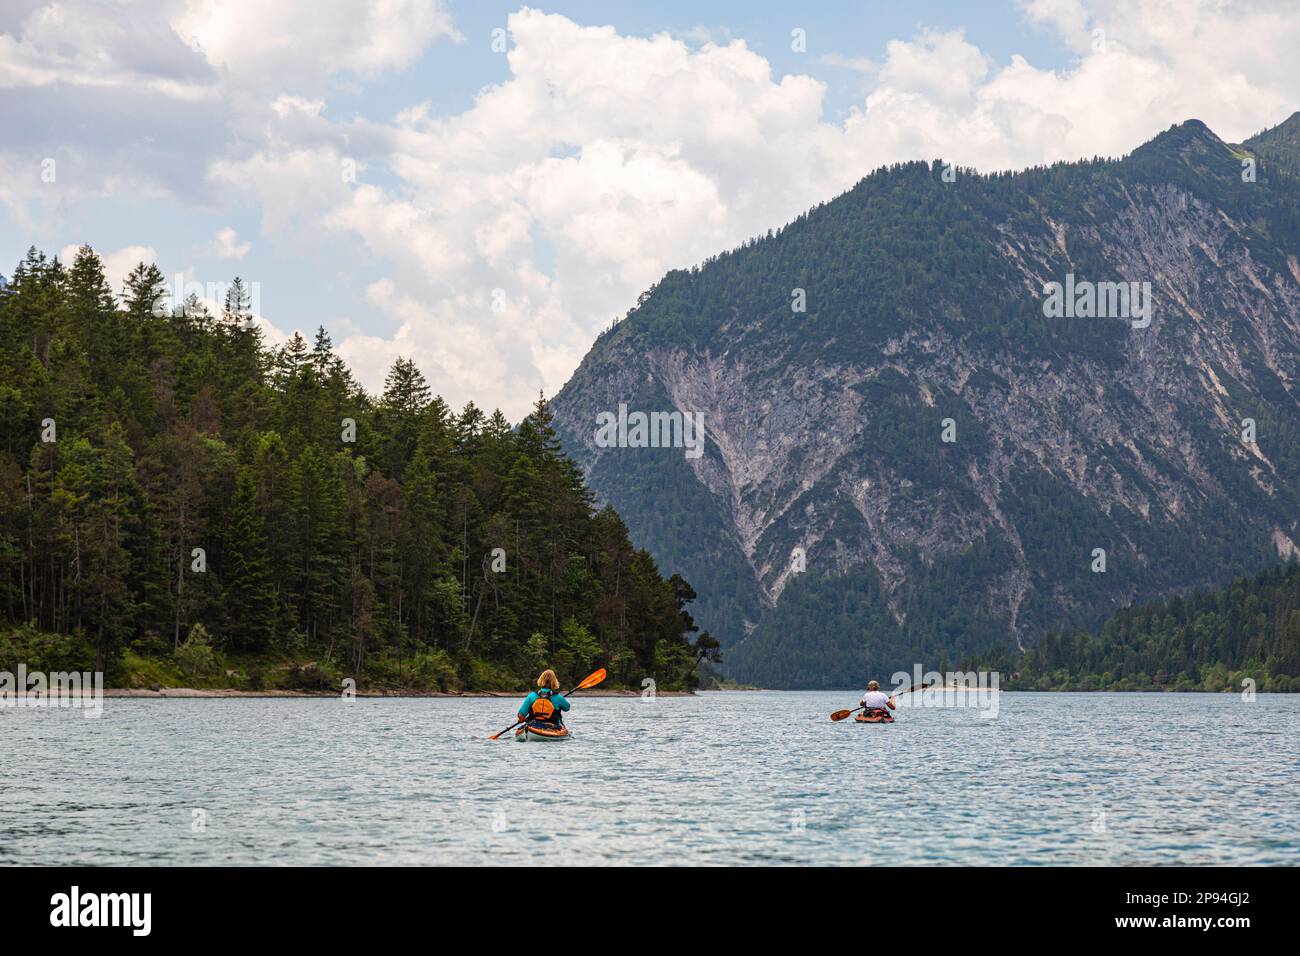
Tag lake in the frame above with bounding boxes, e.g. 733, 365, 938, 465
2, 691, 1296, 865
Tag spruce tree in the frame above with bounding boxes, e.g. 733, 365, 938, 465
224, 467, 276, 650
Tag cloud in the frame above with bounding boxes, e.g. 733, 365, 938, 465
1, 0, 459, 96
834, 1, 1300, 176
207, 227, 251, 260
819, 53, 877, 75
678, 25, 736, 47
200, 4, 1300, 418
1021, 0, 1095, 52
171, 0, 461, 91
217, 11, 855, 414
0, 0, 214, 94
9, 1, 1300, 421
0, 0, 456, 210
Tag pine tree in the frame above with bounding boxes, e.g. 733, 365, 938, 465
223, 467, 276, 650
83, 423, 136, 669
375, 357, 431, 480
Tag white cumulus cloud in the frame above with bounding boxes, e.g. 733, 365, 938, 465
207, 226, 251, 260
9, 1, 1300, 421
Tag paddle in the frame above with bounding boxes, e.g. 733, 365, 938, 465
488, 668, 608, 740
829, 680, 934, 721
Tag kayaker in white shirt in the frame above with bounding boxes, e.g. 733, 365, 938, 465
858, 680, 896, 714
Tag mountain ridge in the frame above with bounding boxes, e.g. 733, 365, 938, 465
552, 113, 1300, 687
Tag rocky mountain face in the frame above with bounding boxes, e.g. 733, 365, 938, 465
550, 114, 1300, 688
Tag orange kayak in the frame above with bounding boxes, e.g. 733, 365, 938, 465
855, 709, 894, 724
515, 722, 571, 742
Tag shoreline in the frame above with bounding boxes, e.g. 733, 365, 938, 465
104, 687, 695, 698
90, 687, 1291, 697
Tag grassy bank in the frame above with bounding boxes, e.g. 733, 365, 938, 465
1, 626, 700, 694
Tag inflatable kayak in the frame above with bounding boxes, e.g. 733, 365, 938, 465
855, 709, 894, 724
515, 722, 571, 742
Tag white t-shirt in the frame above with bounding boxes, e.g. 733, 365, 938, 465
859, 689, 891, 709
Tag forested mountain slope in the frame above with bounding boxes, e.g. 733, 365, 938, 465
0, 251, 715, 690
977, 560, 1300, 692
552, 114, 1300, 688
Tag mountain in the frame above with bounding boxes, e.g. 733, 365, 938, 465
551, 114, 1300, 688
1239, 111, 1300, 179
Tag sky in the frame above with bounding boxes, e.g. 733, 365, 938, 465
2, 0, 1300, 420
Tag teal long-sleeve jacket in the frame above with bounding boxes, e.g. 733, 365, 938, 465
518, 691, 570, 719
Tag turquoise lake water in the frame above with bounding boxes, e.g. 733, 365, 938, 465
2, 691, 1296, 865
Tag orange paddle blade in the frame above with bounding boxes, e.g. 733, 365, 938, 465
830, 709, 853, 721
576, 668, 607, 690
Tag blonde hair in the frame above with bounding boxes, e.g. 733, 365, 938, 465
537, 669, 560, 690
867, 680, 880, 691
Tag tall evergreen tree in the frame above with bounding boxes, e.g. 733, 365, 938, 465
223, 467, 276, 650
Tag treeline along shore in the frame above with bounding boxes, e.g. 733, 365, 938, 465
966, 561, 1300, 692
0, 246, 720, 694
101, 687, 695, 698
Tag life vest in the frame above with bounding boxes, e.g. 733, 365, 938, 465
529, 688, 562, 725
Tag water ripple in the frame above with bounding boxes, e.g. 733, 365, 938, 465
1, 691, 1297, 865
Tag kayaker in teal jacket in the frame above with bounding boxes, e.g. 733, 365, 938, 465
518, 669, 571, 725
